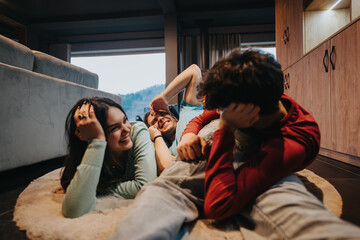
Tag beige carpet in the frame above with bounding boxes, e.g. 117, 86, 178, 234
13, 168, 342, 240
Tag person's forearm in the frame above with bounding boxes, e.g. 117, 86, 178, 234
62, 139, 106, 218
161, 64, 201, 104
154, 137, 174, 174
204, 129, 237, 220
181, 109, 219, 138
204, 129, 311, 220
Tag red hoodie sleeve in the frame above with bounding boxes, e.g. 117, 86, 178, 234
204, 129, 310, 220
181, 109, 219, 137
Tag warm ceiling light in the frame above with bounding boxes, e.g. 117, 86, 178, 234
328, 0, 342, 10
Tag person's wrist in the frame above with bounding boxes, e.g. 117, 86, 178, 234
152, 135, 163, 142
95, 132, 106, 141
181, 132, 196, 140
219, 119, 236, 133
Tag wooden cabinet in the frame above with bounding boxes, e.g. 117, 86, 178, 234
300, 20, 360, 156
329, 21, 360, 156
276, 1, 360, 163
275, 0, 303, 70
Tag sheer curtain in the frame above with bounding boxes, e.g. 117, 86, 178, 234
209, 33, 241, 67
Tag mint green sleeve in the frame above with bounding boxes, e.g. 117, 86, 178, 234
62, 139, 106, 218
110, 122, 156, 198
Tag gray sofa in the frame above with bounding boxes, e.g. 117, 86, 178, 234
0, 34, 122, 172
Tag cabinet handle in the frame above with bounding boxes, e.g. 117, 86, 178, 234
286, 26, 289, 42
323, 49, 329, 72
287, 73, 290, 89
282, 30, 287, 44
284, 73, 290, 90
330, 46, 335, 70
282, 27, 289, 44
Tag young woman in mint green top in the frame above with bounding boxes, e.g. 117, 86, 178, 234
60, 97, 156, 218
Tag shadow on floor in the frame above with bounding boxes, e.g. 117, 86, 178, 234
0, 157, 64, 240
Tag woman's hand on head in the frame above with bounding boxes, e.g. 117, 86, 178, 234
219, 103, 260, 133
74, 102, 106, 142
177, 133, 208, 161
149, 126, 161, 141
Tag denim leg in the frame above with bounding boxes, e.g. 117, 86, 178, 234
109, 158, 206, 240
239, 174, 360, 240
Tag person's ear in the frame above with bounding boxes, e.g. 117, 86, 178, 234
216, 108, 224, 115
202, 96, 206, 106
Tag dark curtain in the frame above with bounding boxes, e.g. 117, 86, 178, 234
177, 33, 241, 104
179, 32, 241, 71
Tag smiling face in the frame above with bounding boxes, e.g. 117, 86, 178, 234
106, 107, 133, 157
146, 111, 177, 140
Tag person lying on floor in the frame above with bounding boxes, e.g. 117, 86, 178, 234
109, 49, 360, 239
143, 64, 203, 174
60, 97, 156, 218
177, 49, 321, 219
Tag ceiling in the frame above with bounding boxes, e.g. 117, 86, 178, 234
0, 0, 275, 37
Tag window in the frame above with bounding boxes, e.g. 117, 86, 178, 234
71, 53, 165, 121
241, 45, 276, 59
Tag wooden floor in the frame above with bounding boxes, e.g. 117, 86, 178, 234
0, 155, 359, 239
307, 155, 360, 226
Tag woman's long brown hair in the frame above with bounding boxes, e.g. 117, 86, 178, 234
61, 97, 128, 196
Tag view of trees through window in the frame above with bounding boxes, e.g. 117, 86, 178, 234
71, 53, 165, 121
119, 84, 164, 121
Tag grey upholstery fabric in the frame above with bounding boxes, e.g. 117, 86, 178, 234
0, 34, 121, 172
0, 63, 121, 171
0, 35, 34, 71
33, 51, 99, 89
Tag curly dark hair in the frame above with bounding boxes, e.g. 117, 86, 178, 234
61, 97, 128, 196
199, 49, 284, 115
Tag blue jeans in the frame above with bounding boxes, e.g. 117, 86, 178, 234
109, 156, 360, 240
239, 174, 360, 239
109, 156, 206, 240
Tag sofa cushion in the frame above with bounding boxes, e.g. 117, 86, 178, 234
0, 34, 34, 71
32, 51, 99, 89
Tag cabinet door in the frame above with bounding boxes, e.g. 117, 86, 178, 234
275, 0, 288, 69
287, 0, 303, 67
305, 41, 332, 149
282, 59, 309, 112
330, 21, 360, 156
276, 0, 303, 69
288, 59, 310, 109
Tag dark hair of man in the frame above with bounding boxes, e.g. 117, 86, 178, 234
61, 97, 128, 196
143, 111, 151, 128
200, 49, 284, 115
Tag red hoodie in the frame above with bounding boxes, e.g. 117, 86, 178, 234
182, 94, 320, 220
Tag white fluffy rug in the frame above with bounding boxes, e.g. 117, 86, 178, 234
13, 168, 342, 240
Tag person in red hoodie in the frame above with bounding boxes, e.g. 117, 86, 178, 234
177, 49, 321, 220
